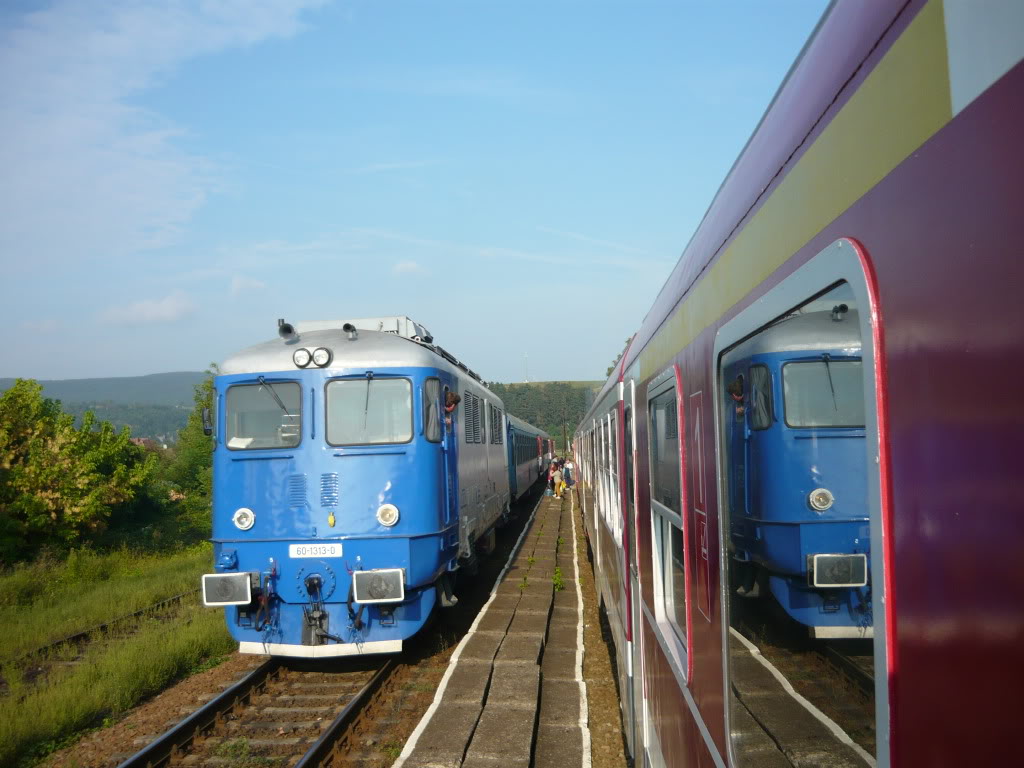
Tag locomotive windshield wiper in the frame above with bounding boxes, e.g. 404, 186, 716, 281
363, 371, 374, 429
822, 353, 838, 411
257, 375, 292, 417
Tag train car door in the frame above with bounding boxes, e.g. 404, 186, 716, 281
441, 381, 458, 528
624, 378, 646, 760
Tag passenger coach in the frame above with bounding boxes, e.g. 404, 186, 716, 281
576, 2, 1024, 766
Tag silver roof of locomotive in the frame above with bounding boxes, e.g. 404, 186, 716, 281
724, 308, 862, 362
220, 317, 484, 381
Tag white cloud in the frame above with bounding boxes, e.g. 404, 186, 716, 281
392, 260, 427, 275
230, 275, 266, 296
98, 291, 196, 325
0, 0, 327, 267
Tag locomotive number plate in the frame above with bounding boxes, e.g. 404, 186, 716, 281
289, 543, 343, 558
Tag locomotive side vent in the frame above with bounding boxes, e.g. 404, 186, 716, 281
320, 473, 339, 507
287, 475, 307, 509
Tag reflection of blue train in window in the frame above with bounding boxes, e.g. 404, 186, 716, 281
722, 303, 871, 638
201, 316, 550, 658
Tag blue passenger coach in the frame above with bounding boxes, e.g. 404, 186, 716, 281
722, 302, 871, 638
201, 317, 548, 657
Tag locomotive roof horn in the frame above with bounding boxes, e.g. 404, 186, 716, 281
343, 323, 358, 341
278, 318, 298, 341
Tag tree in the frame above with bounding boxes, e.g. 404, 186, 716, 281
606, 336, 634, 377
163, 367, 216, 537
0, 380, 154, 562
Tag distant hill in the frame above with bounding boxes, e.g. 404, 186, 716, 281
0, 373, 598, 446
0, 372, 206, 407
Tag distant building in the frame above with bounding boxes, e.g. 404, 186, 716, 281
130, 437, 158, 450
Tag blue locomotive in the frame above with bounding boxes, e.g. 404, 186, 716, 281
723, 302, 871, 638
200, 316, 550, 657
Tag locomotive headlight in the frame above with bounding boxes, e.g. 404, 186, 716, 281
376, 504, 400, 527
808, 488, 835, 512
312, 347, 332, 367
293, 348, 312, 368
232, 507, 256, 530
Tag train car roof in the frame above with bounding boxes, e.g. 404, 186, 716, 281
507, 412, 550, 438
622, 1, 900, 372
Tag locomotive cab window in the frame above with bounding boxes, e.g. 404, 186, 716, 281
715, 250, 885, 768
225, 381, 301, 450
326, 377, 412, 446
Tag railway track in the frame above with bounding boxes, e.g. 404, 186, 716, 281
1, 590, 201, 696
116, 657, 393, 768
819, 644, 874, 699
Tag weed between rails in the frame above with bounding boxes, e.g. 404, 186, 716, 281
216, 738, 286, 767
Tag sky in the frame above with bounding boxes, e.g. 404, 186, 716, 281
0, 0, 827, 384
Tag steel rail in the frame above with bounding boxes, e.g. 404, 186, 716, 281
18, 589, 201, 662
115, 658, 279, 768
293, 658, 396, 768
821, 645, 874, 698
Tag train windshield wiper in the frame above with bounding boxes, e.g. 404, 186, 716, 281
363, 372, 374, 429
258, 375, 292, 417
822, 353, 838, 411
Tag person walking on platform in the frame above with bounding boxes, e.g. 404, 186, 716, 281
552, 464, 564, 499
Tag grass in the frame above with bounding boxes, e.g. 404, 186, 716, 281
0, 544, 211, 663
0, 601, 234, 767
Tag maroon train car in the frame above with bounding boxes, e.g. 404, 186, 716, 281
575, 1, 1024, 766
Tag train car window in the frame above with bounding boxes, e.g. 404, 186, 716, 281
424, 378, 441, 443
225, 381, 301, 450
649, 388, 681, 513
784, 360, 865, 428
648, 377, 688, 653
325, 378, 412, 446
718, 271, 880, 767
749, 364, 773, 430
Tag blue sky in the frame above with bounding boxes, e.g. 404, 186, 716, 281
0, 0, 826, 383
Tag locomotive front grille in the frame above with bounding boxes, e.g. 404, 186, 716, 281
352, 569, 405, 604
809, 554, 868, 588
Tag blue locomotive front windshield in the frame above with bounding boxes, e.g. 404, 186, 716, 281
326, 378, 412, 445
225, 381, 302, 449
783, 360, 864, 428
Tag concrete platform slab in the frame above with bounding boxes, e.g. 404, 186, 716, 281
464, 703, 537, 764
534, 723, 584, 768
509, 610, 549, 635
552, 589, 579, 609
540, 647, 577, 681
486, 593, 522, 613
460, 631, 506, 662
405, 701, 481, 767
545, 623, 579, 650
475, 611, 513, 633
443, 663, 492, 706
539, 678, 581, 726
487, 663, 540, 709
516, 591, 553, 614
495, 632, 544, 665
549, 606, 578, 626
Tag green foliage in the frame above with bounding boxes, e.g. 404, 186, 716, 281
606, 336, 634, 376
63, 402, 189, 442
489, 380, 599, 450
161, 368, 216, 539
552, 566, 565, 591
0, 380, 155, 563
